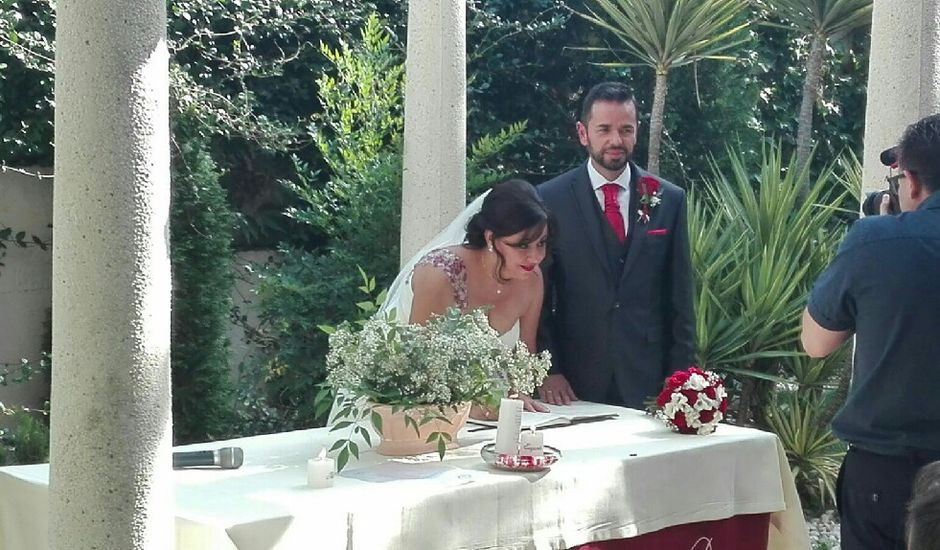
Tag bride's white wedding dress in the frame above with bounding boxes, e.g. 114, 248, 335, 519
408, 247, 520, 347
380, 190, 521, 346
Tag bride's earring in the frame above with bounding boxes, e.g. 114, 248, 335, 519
483, 243, 502, 295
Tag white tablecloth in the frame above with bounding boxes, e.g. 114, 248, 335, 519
0, 404, 809, 550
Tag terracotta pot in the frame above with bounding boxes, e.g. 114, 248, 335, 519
371, 402, 471, 456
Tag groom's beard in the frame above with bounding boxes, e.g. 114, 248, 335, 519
589, 146, 631, 173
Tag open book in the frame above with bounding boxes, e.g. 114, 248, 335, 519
466, 401, 619, 430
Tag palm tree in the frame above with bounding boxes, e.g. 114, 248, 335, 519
575, 0, 751, 175
755, 0, 873, 174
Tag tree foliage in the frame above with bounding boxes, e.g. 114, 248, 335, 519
754, 0, 873, 173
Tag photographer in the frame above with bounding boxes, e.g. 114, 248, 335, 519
801, 113, 940, 550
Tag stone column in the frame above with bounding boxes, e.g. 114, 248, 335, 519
862, 0, 940, 194
50, 0, 172, 548
400, 0, 467, 266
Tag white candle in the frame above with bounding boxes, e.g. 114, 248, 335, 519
494, 398, 523, 455
307, 448, 335, 489
519, 427, 544, 457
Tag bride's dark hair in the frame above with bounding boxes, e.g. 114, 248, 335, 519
465, 179, 553, 281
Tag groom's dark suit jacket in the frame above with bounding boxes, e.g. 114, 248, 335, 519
537, 161, 695, 409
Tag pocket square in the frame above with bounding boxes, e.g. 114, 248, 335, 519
647, 228, 668, 236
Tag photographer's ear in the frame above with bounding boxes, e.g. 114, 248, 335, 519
908, 171, 927, 201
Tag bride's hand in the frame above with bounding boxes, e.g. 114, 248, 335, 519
469, 403, 497, 421
515, 392, 550, 413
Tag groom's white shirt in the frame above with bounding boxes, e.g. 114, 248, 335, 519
587, 160, 631, 232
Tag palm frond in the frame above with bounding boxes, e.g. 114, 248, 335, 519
756, 0, 872, 38
576, 0, 752, 71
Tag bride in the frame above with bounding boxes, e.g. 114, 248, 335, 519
382, 178, 552, 413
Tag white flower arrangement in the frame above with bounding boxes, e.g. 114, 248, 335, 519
319, 307, 551, 469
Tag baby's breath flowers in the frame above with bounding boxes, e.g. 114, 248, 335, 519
321, 307, 551, 469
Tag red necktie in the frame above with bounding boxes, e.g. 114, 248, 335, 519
601, 183, 625, 242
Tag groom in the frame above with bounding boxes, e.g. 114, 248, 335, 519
536, 82, 695, 409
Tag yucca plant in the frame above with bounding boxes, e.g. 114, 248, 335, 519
691, 143, 858, 509
691, 143, 852, 421
765, 389, 846, 512
754, 0, 873, 172
574, 0, 751, 175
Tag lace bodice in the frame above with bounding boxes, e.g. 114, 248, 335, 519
414, 248, 469, 309
413, 248, 520, 346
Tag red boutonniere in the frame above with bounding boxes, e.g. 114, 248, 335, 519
636, 176, 663, 224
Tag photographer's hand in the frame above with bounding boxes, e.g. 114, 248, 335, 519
880, 193, 892, 216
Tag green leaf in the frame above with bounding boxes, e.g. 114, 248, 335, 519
337, 447, 350, 472
371, 410, 384, 435
437, 437, 446, 460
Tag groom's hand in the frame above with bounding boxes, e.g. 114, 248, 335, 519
539, 374, 577, 405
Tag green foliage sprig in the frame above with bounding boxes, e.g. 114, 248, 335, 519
0, 224, 49, 278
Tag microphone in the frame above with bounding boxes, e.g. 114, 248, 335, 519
172, 447, 244, 470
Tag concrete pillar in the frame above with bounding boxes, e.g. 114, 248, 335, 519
862, 0, 940, 194
50, 0, 172, 548
400, 0, 467, 266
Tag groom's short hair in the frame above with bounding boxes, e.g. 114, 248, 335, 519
579, 82, 637, 123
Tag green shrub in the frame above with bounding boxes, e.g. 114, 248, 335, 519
10, 409, 48, 464
170, 121, 237, 443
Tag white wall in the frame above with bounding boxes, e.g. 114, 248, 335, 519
228, 250, 273, 378
0, 168, 53, 421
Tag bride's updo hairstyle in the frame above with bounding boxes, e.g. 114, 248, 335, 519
465, 179, 554, 281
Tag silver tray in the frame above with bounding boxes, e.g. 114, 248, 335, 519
480, 443, 562, 472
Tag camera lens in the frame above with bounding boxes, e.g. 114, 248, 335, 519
862, 191, 887, 217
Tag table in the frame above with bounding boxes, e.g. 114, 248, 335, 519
0, 404, 809, 549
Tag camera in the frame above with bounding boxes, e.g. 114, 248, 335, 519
862, 147, 901, 216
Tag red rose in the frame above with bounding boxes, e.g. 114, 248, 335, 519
672, 412, 688, 429
719, 398, 728, 413
688, 366, 705, 377
699, 410, 715, 424
638, 176, 661, 195
704, 386, 717, 399
680, 389, 699, 406
656, 388, 671, 408
668, 371, 690, 389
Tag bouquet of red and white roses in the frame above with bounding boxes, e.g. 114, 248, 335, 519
652, 366, 727, 435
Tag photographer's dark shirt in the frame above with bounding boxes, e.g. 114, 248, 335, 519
808, 192, 940, 456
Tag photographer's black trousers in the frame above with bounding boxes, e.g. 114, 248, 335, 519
837, 446, 938, 549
